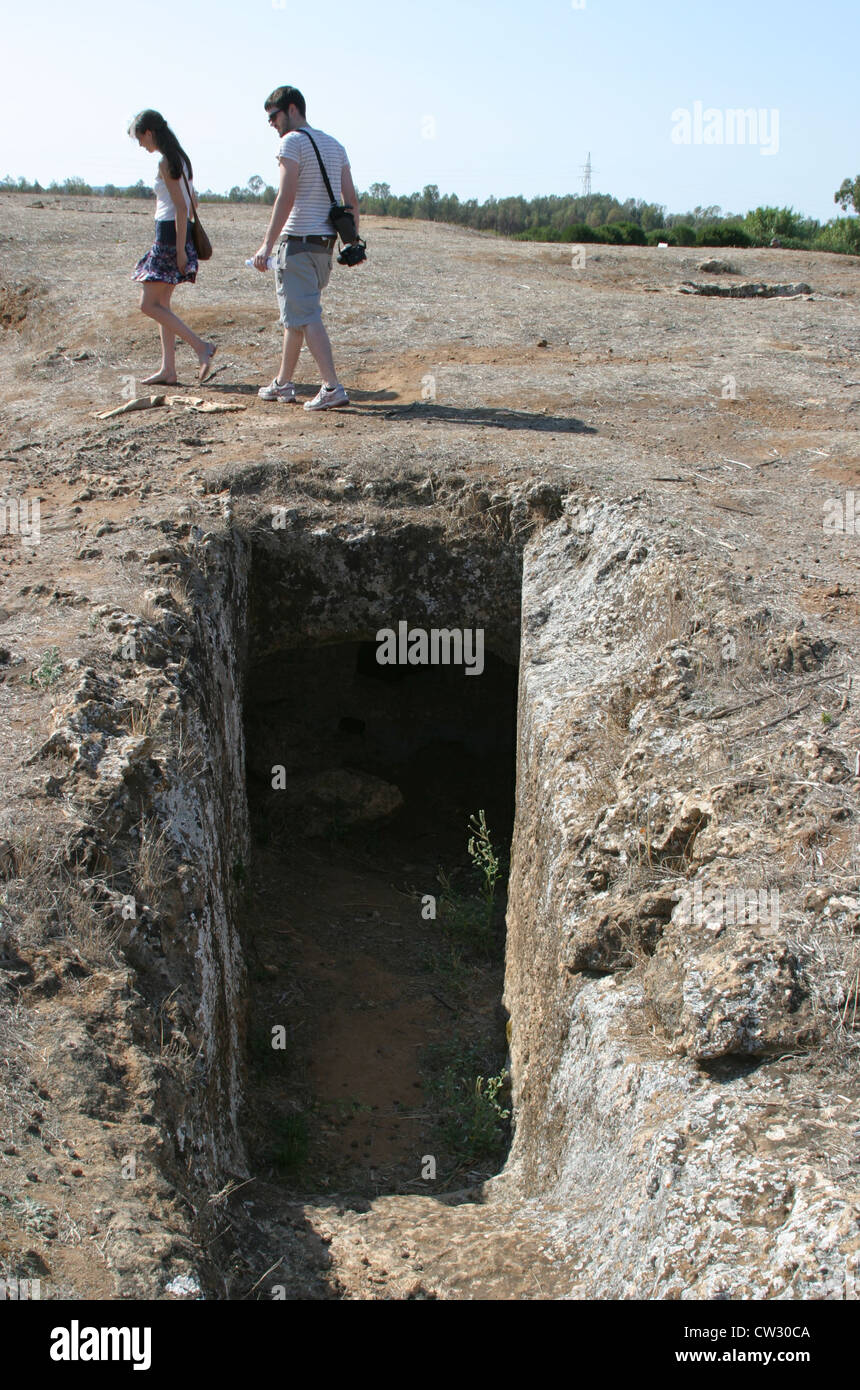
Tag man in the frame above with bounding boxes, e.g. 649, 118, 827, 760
253, 85, 358, 411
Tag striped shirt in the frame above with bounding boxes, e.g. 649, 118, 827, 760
278, 125, 350, 236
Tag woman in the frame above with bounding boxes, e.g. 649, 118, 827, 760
128, 110, 216, 385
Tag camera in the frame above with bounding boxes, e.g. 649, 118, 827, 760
338, 238, 367, 267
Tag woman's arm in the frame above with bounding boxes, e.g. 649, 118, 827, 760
162, 158, 191, 269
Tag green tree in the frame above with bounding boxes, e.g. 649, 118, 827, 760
61, 177, 93, 195
835, 176, 860, 214
417, 183, 440, 219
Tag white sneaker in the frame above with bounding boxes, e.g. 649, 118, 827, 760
258, 377, 296, 402
303, 382, 349, 411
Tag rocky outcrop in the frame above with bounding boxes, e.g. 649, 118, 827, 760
501, 495, 859, 1297
22, 526, 252, 1186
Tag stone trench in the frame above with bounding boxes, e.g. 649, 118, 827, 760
17, 476, 859, 1300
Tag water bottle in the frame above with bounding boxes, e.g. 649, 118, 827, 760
245, 256, 276, 269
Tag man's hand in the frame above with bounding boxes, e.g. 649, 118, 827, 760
254, 160, 297, 270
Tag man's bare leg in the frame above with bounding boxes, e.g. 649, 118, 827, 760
278, 326, 305, 384
303, 318, 339, 389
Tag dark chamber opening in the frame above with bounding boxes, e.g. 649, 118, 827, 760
238, 636, 518, 1200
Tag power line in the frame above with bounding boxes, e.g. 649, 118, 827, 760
579, 152, 597, 200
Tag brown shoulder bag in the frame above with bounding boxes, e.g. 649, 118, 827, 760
180, 165, 213, 260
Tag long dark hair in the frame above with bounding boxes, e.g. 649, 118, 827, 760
128, 109, 193, 182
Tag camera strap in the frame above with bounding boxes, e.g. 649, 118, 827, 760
298, 129, 339, 207
296, 128, 363, 263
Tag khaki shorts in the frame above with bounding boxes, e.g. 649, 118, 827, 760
275, 241, 333, 328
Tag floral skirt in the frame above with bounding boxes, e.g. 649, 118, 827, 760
132, 220, 198, 284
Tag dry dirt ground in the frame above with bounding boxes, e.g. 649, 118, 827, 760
1, 195, 858, 1299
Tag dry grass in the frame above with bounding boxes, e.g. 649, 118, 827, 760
127, 698, 159, 740
694, 613, 797, 721
1, 826, 67, 947
792, 919, 860, 1067
576, 698, 634, 826
138, 595, 162, 625
158, 1030, 202, 1088
0, 824, 121, 962
165, 572, 193, 611
131, 816, 173, 916
785, 821, 860, 1064
172, 715, 207, 780
0, 278, 38, 328
0, 993, 38, 1151
65, 887, 122, 963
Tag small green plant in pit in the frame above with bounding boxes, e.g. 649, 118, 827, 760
268, 1112, 309, 1173
433, 811, 507, 964
29, 647, 62, 688
467, 810, 501, 932
435, 867, 494, 960
425, 1039, 511, 1166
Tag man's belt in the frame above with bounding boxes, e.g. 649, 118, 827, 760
285, 234, 336, 246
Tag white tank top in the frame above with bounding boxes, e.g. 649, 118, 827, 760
154, 158, 193, 222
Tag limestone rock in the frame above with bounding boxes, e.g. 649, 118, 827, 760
766, 627, 830, 672
644, 929, 820, 1059
650, 793, 713, 861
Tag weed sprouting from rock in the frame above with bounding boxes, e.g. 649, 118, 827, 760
28, 647, 63, 689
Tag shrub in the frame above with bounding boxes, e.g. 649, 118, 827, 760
744, 205, 810, 242
516, 223, 598, 242
654, 224, 697, 246
814, 218, 860, 254
696, 224, 752, 248
673, 224, 698, 246
593, 224, 624, 243
645, 226, 695, 246
611, 221, 647, 245
561, 222, 599, 242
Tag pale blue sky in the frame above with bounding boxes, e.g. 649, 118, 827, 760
0, 0, 856, 221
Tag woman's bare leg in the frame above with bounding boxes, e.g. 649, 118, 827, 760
140, 286, 178, 383
139, 282, 214, 375
156, 291, 177, 381
139, 282, 176, 383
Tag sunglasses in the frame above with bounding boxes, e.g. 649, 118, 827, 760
267, 109, 283, 125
